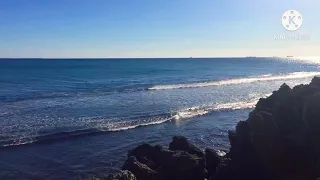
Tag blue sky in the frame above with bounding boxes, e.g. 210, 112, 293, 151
0, 0, 319, 58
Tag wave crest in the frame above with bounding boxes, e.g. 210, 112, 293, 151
149, 72, 320, 90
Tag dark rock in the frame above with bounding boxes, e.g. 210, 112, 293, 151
225, 78, 320, 180
228, 130, 237, 148
128, 143, 162, 160
124, 141, 206, 180
138, 157, 157, 170
235, 121, 251, 146
303, 93, 320, 131
106, 170, 137, 180
226, 120, 268, 180
255, 83, 292, 113
255, 97, 273, 112
122, 156, 157, 180
209, 158, 235, 180
205, 148, 221, 177
158, 149, 204, 171
127, 144, 162, 170
310, 76, 320, 88
157, 149, 205, 180
247, 111, 279, 151
169, 136, 204, 157
279, 83, 291, 92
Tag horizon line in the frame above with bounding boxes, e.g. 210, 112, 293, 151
0, 56, 288, 60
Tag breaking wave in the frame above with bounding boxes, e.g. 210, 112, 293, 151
173, 94, 271, 120
1, 95, 271, 148
149, 72, 320, 90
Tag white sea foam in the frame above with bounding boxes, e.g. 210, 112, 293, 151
259, 74, 272, 77
102, 117, 173, 132
174, 101, 255, 120
216, 150, 227, 157
210, 101, 257, 111
2, 139, 34, 147
174, 108, 209, 120
99, 98, 263, 132
149, 72, 320, 90
173, 93, 272, 120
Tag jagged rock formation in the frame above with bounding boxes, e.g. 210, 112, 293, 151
108, 77, 320, 180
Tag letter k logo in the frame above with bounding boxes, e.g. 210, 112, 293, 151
282, 10, 303, 31
289, 16, 296, 25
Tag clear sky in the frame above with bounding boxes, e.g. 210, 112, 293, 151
0, 0, 319, 58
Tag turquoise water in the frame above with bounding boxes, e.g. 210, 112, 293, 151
0, 58, 319, 179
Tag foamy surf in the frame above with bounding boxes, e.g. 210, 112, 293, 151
149, 72, 320, 90
173, 101, 255, 120
2, 139, 35, 148
1, 95, 271, 148
211, 101, 257, 111
173, 93, 272, 120
102, 98, 260, 130
174, 109, 209, 120
102, 117, 173, 132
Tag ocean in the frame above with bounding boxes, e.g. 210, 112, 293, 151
0, 58, 319, 179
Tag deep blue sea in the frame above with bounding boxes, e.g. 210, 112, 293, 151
0, 58, 319, 179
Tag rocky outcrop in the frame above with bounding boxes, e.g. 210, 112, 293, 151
121, 138, 207, 180
225, 77, 320, 180
108, 77, 320, 180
